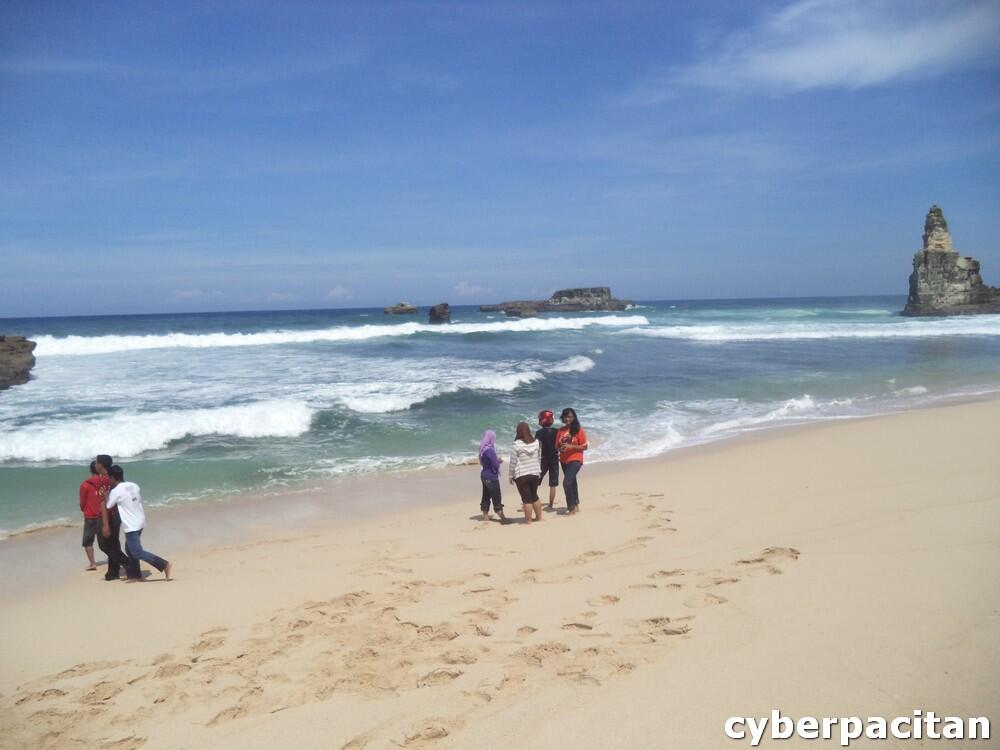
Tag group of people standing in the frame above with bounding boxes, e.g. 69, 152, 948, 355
478, 407, 588, 524
78, 454, 171, 581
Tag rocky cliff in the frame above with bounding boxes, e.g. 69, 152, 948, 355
0, 336, 37, 390
480, 287, 632, 317
902, 206, 1000, 316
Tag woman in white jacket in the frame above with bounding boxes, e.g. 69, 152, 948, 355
509, 421, 543, 524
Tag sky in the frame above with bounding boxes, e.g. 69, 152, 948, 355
1, 0, 999, 317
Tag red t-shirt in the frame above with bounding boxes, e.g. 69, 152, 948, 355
79, 475, 109, 518
556, 427, 587, 465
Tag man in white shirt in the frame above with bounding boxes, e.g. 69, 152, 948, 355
106, 465, 172, 581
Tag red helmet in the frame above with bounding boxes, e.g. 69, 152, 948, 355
538, 409, 554, 427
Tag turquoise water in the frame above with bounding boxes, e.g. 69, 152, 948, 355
2, 296, 1000, 535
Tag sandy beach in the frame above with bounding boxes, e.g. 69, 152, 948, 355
1, 399, 998, 750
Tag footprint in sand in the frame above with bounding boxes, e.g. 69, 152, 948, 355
562, 622, 594, 631
402, 720, 455, 747
441, 649, 479, 665
587, 594, 620, 607
516, 626, 538, 636
555, 665, 601, 686
99, 735, 146, 750
737, 546, 801, 566
649, 569, 685, 579
341, 733, 372, 750
416, 669, 463, 688
57, 660, 121, 679
14, 688, 66, 705
191, 636, 226, 653
153, 663, 191, 679
81, 681, 122, 705
514, 642, 570, 667
696, 576, 739, 589
641, 616, 694, 637
683, 593, 728, 608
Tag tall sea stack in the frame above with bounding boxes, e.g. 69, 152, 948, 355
902, 206, 1000, 316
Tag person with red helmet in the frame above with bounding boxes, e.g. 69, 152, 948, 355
535, 409, 560, 509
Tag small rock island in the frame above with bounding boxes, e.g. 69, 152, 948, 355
383, 302, 417, 315
903, 206, 1000, 316
480, 287, 633, 318
0, 335, 37, 390
428, 303, 451, 324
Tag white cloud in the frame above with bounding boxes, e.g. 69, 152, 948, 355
325, 285, 354, 301
453, 281, 486, 298
628, 0, 1000, 101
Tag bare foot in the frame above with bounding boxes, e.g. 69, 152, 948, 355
86, 565, 97, 571
124, 577, 144, 583
482, 512, 490, 522
164, 562, 172, 580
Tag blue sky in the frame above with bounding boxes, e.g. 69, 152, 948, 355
2, 0, 999, 317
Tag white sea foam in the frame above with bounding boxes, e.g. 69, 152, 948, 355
621, 316, 1000, 342
0, 400, 314, 462
324, 356, 591, 414
33, 316, 650, 356
547, 355, 596, 374
893, 385, 929, 396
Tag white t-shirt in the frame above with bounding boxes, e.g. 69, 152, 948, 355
107, 481, 146, 533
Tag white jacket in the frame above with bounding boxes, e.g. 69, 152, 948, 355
508, 439, 541, 481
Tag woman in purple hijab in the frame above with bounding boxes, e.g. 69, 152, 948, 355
478, 429, 507, 523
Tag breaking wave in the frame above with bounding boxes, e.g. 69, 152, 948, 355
621, 316, 1000, 342
0, 400, 315, 462
32, 317, 649, 356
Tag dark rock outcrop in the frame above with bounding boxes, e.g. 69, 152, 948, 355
480, 287, 632, 317
383, 302, 417, 315
428, 303, 451, 324
0, 336, 37, 390
902, 206, 1000, 316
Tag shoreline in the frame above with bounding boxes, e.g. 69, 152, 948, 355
1, 396, 996, 748
1, 393, 998, 598
3, 384, 999, 546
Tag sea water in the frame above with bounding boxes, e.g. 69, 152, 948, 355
2, 296, 999, 535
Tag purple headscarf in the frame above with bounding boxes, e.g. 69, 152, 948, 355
479, 429, 497, 457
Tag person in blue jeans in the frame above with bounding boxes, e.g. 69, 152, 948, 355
106, 465, 172, 582
478, 429, 508, 524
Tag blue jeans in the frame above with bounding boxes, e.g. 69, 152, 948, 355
480, 479, 503, 513
124, 530, 168, 573
562, 461, 582, 509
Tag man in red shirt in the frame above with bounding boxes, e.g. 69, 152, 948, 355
78, 461, 103, 570
93, 454, 133, 580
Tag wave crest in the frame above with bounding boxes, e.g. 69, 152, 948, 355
33, 316, 649, 357
0, 400, 314, 462
622, 317, 1000, 342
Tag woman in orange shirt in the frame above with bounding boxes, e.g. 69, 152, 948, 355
555, 407, 588, 515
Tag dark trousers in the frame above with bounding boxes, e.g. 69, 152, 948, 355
96, 511, 131, 580
124, 530, 168, 573
480, 479, 503, 514
562, 461, 583, 509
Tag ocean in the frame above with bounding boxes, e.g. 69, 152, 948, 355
2, 296, 1000, 537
